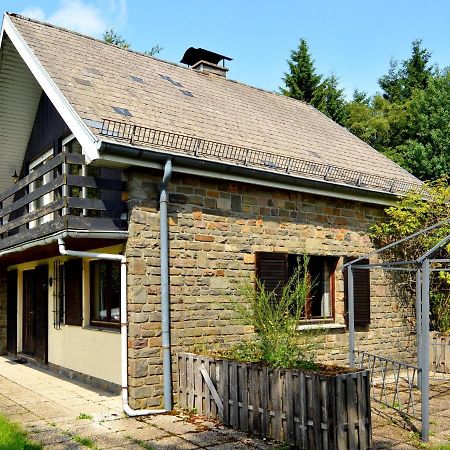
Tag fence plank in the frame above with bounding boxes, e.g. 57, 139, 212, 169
284, 370, 295, 444
347, 375, 358, 450
222, 360, 229, 425
177, 353, 371, 450
239, 363, 249, 432
230, 362, 239, 428
357, 372, 368, 450
336, 375, 347, 450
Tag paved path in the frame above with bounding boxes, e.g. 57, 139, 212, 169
0, 356, 449, 449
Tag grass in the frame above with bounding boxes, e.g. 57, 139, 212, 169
72, 434, 99, 449
0, 414, 42, 450
77, 413, 93, 420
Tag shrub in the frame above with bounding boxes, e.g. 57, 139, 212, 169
222, 256, 320, 370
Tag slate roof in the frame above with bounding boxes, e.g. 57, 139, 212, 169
7, 13, 421, 194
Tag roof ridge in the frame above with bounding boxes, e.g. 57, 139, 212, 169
5, 12, 312, 107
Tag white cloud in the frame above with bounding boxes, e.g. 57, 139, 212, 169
20, 0, 128, 38
20, 7, 46, 21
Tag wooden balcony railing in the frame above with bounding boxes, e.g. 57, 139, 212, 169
0, 152, 127, 251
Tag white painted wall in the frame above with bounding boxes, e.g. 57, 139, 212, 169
12, 246, 123, 385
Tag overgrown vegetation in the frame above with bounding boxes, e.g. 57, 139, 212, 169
0, 415, 42, 450
211, 257, 320, 370
281, 38, 450, 181
370, 178, 450, 332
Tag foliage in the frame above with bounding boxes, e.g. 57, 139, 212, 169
370, 178, 450, 331
394, 71, 450, 180
281, 38, 321, 103
77, 412, 93, 420
144, 45, 163, 57
312, 74, 347, 125
223, 256, 319, 370
0, 415, 42, 449
103, 29, 129, 49
379, 40, 434, 103
103, 29, 162, 56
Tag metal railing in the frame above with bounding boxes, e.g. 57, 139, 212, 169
99, 118, 422, 196
355, 350, 421, 419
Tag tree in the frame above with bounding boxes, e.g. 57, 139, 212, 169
394, 70, 450, 180
312, 74, 347, 125
103, 29, 162, 56
370, 178, 450, 332
379, 39, 433, 102
103, 29, 129, 49
281, 38, 321, 103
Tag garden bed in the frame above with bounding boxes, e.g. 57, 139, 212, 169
178, 352, 372, 450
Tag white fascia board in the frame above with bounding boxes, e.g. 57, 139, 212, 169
102, 153, 396, 207
2, 13, 100, 162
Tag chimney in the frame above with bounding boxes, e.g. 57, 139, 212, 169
180, 47, 232, 77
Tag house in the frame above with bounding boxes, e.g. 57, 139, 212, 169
0, 12, 421, 411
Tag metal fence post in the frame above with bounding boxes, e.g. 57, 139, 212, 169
416, 268, 422, 389
421, 259, 430, 442
348, 265, 355, 367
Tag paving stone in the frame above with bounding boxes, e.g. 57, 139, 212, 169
144, 414, 199, 434
181, 430, 235, 447
89, 431, 136, 449
146, 435, 200, 449
32, 429, 72, 445
44, 441, 85, 450
122, 425, 169, 441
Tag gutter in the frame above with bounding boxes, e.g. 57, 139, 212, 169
56, 159, 173, 416
99, 141, 400, 207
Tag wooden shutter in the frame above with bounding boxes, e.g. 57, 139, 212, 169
64, 259, 83, 326
7, 270, 18, 354
256, 252, 288, 299
344, 258, 370, 326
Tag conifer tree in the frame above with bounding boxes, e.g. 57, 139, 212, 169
312, 75, 347, 125
281, 38, 321, 103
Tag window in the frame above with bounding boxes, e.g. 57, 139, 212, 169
53, 259, 83, 328
90, 261, 121, 327
29, 148, 54, 228
256, 252, 338, 322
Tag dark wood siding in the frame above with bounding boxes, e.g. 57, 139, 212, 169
34, 264, 48, 363
344, 258, 371, 326
22, 92, 70, 170
64, 259, 83, 326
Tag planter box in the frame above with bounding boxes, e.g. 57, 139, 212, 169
430, 331, 450, 374
178, 353, 372, 450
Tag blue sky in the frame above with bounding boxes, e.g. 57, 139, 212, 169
2, 0, 450, 97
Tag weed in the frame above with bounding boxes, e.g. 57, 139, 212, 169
72, 435, 98, 449
77, 413, 93, 420
0, 414, 42, 450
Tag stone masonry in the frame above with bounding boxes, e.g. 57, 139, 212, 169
125, 169, 416, 409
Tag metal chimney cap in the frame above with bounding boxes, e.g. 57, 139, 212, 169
180, 47, 232, 66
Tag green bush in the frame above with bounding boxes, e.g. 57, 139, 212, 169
370, 177, 450, 332
222, 256, 319, 370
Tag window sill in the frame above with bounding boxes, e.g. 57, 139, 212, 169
297, 323, 346, 331
83, 325, 120, 333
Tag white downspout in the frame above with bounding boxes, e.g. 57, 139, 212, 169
57, 238, 167, 416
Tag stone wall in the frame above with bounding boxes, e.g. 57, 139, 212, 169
0, 267, 7, 355
125, 170, 416, 409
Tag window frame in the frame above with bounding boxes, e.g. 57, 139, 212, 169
255, 252, 337, 324
89, 260, 121, 329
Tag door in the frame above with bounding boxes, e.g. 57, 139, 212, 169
6, 270, 18, 354
22, 266, 48, 362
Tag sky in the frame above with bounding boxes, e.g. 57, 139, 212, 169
2, 0, 450, 98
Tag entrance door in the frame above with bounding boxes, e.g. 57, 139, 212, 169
22, 265, 48, 362
6, 270, 18, 354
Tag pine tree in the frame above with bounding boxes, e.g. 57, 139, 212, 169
312, 75, 347, 125
281, 38, 321, 103
379, 39, 433, 102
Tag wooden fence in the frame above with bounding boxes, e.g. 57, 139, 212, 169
178, 353, 372, 450
430, 331, 450, 374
